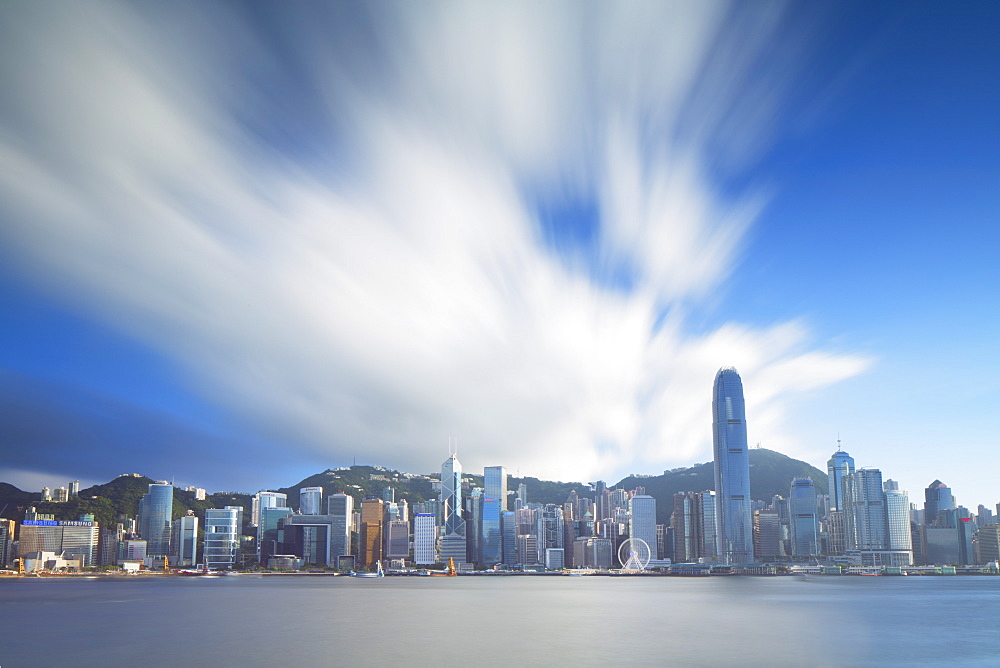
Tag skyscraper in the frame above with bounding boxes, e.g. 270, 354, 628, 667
924, 480, 954, 526
484, 466, 508, 512
628, 494, 658, 560
327, 492, 354, 563
299, 487, 323, 515
138, 482, 173, 557
712, 367, 754, 563
252, 491, 287, 526
413, 513, 437, 565
439, 451, 467, 565
883, 480, 912, 555
846, 469, 887, 550
172, 511, 199, 567
827, 448, 855, 512
204, 507, 240, 570
789, 478, 818, 558
360, 496, 385, 567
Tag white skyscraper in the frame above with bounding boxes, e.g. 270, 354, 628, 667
884, 481, 912, 553
300, 487, 323, 515
414, 513, 438, 565
628, 494, 658, 560
252, 491, 287, 526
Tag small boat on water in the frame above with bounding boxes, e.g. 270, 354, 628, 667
351, 561, 385, 578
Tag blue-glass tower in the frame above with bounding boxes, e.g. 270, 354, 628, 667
138, 482, 173, 556
712, 368, 754, 563
827, 448, 855, 512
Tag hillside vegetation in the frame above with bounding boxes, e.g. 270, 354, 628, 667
2, 448, 826, 529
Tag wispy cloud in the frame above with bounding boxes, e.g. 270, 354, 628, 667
0, 2, 871, 485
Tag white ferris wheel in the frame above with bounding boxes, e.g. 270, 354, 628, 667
617, 537, 652, 572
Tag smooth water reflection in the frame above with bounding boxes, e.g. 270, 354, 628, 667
2, 575, 999, 666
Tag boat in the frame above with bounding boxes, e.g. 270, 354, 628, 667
351, 561, 385, 578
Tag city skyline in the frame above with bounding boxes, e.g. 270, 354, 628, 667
1, 3, 998, 505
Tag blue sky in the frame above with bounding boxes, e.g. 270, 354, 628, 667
1, 1, 997, 510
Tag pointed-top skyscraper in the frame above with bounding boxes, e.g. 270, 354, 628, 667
712, 367, 754, 563
439, 448, 467, 565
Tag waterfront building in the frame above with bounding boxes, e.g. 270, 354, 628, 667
252, 491, 287, 527
884, 481, 913, 557
385, 520, 410, 560
845, 469, 888, 551
360, 496, 385, 567
544, 548, 564, 570
484, 466, 508, 512
138, 482, 173, 556
259, 506, 293, 566
712, 367, 754, 563
413, 513, 437, 565
753, 510, 782, 560
0, 519, 14, 567
172, 511, 199, 567
827, 448, 855, 512
789, 478, 819, 558
280, 513, 337, 567
327, 492, 354, 564
18, 516, 100, 567
974, 525, 1000, 564
299, 487, 323, 516
628, 494, 658, 560
204, 507, 240, 570
572, 536, 613, 569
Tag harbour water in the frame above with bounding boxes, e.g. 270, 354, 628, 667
2, 575, 999, 666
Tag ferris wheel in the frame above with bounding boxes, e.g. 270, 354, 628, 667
618, 538, 652, 572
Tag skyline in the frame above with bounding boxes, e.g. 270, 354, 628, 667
1, 3, 998, 507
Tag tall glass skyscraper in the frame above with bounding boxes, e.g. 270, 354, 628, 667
439, 452, 467, 565
484, 466, 508, 512
138, 482, 173, 557
827, 448, 855, 512
712, 367, 754, 563
789, 478, 818, 557
924, 480, 954, 526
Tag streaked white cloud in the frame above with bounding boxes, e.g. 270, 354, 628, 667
0, 1, 871, 484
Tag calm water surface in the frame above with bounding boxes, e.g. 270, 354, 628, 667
2, 575, 999, 666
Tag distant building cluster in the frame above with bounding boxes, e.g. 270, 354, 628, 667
2, 368, 998, 574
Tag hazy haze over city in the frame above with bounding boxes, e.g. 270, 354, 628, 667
1, 2, 997, 506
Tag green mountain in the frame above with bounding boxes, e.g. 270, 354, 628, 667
1, 448, 826, 529
615, 448, 828, 524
